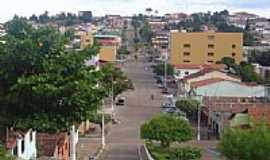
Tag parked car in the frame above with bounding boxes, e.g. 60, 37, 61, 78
115, 97, 126, 106
161, 88, 169, 94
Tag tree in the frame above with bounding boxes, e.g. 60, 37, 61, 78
153, 63, 174, 76
139, 21, 153, 42
219, 123, 270, 160
39, 11, 50, 24
99, 63, 134, 98
0, 17, 106, 132
175, 99, 199, 119
117, 47, 130, 55
0, 144, 15, 160
29, 14, 38, 22
169, 147, 201, 160
141, 114, 193, 148
239, 62, 262, 83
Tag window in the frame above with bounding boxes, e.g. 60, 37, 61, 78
232, 53, 236, 57
208, 35, 215, 40
207, 60, 214, 63
86, 39, 90, 42
208, 52, 214, 56
21, 140, 25, 154
183, 52, 190, 56
185, 71, 189, 75
208, 44, 214, 49
183, 60, 190, 63
183, 44, 191, 48
232, 44, 236, 48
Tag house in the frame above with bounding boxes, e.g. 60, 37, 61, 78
170, 31, 243, 66
191, 78, 267, 97
178, 68, 241, 93
37, 132, 70, 160
201, 96, 268, 138
173, 64, 225, 80
230, 105, 270, 128
0, 129, 37, 160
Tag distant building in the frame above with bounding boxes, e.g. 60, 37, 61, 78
94, 35, 121, 62
78, 11, 93, 23
151, 31, 169, 51
229, 12, 259, 29
170, 31, 243, 66
105, 15, 124, 29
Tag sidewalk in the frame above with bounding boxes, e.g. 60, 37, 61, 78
77, 126, 102, 160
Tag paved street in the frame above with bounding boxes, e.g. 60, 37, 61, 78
99, 57, 164, 160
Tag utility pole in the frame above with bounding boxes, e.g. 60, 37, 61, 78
164, 51, 168, 88
111, 81, 114, 113
197, 103, 201, 141
102, 100, 105, 149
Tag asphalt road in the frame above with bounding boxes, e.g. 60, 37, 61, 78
99, 58, 163, 160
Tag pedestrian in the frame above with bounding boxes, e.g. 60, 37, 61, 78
151, 94, 154, 100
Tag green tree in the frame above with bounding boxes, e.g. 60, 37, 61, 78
141, 114, 193, 148
0, 144, 15, 160
175, 99, 199, 119
139, 21, 153, 42
99, 63, 134, 98
153, 63, 174, 76
239, 62, 262, 83
117, 47, 130, 55
219, 123, 270, 160
0, 17, 105, 132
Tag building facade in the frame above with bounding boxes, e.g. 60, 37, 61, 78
170, 31, 243, 66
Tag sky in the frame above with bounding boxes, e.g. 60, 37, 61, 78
0, 0, 270, 22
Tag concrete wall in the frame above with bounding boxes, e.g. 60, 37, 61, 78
15, 130, 37, 160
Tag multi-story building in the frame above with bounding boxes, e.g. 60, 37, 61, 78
170, 31, 243, 66
94, 35, 121, 62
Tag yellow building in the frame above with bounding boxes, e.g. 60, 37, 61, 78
80, 32, 93, 49
94, 35, 121, 62
99, 46, 117, 62
170, 31, 243, 65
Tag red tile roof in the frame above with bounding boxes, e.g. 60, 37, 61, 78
191, 78, 226, 88
173, 64, 225, 70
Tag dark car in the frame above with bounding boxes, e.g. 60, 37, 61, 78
161, 88, 169, 94
115, 97, 126, 106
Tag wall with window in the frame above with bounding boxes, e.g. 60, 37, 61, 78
170, 32, 243, 65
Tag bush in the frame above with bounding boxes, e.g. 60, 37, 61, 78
169, 146, 202, 160
219, 123, 270, 160
141, 114, 193, 148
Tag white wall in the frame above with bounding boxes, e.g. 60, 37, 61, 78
14, 130, 37, 160
174, 68, 200, 79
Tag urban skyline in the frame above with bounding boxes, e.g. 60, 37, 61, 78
1, 0, 270, 22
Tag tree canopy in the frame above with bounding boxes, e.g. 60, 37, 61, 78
0, 17, 107, 132
153, 63, 174, 76
141, 114, 193, 148
219, 123, 270, 160
175, 99, 199, 119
